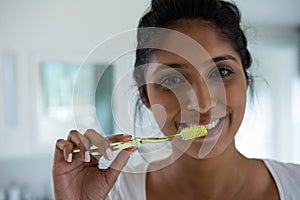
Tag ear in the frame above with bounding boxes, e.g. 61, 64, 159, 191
138, 86, 151, 109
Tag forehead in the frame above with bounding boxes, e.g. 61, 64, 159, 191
150, 19, 236, 64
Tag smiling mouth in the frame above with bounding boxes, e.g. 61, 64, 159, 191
178, 117, 223, 131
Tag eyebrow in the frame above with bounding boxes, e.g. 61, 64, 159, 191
150, 63, 188, 77
150, 54, 238, 76
204, 54, 238, 66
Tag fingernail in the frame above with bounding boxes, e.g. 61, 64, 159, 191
106, 148, 114, 160
67, 153, 73, 163
85, 151, 91, 162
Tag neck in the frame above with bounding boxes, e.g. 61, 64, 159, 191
160, 142, 248, 198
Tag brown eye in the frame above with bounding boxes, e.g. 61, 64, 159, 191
218, 68, 231, 77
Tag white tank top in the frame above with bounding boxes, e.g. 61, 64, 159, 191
107, 154, 300, 200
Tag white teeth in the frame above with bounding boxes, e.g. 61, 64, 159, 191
205, 119, 220, 130
180, 118, 221, 130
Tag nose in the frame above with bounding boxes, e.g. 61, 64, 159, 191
186, 79, 216, 113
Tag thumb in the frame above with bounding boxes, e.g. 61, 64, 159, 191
53, 145, 65, 164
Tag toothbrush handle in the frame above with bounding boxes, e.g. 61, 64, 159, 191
110, 138, 142, 150
138, 135, 175, 144
110, 135, 174, 150
73, 135, 177, 155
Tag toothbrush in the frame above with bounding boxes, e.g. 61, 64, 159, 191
73, 125, 207, 155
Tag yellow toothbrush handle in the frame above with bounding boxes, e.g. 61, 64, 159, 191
72, 137, 168, 154
109, 135, 176, 150
110, 137, 143, 150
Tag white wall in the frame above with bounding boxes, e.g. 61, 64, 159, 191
236, 25, 300, 162
0, 0, 150, 156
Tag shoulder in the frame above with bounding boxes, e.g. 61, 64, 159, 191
263, 159, 300, 199
264, 159, 300, 178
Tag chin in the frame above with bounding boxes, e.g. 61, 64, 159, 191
181, 134, 235, 160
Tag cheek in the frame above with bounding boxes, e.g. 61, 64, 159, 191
151, 104, 168, 129
147, 87, 180, 127
225, 79, 247, 114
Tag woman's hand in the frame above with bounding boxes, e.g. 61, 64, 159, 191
52, 129, 135, 200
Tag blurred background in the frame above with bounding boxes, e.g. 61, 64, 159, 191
0, 0, 299, 199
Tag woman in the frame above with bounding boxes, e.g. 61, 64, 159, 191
52, 0, 300, 199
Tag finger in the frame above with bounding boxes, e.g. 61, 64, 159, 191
68, 130, 90, 162
107, 134, 132, 143
87, 134, 131, 155
84, 129, 114, 161
55, 139, 75, 163
105, 148, 137, 185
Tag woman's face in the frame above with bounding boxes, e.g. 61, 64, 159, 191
143, 19, 248, 159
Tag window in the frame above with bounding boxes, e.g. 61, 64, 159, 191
36, 57, 114, 150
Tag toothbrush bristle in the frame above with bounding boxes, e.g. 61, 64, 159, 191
180, 125, 208, 140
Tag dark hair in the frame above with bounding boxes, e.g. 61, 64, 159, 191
133, 0, 253, 103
